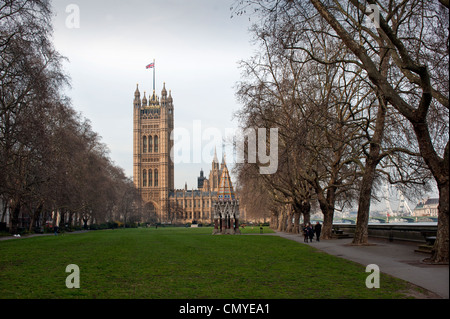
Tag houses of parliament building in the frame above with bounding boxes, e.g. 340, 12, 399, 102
133, 83, 231, 224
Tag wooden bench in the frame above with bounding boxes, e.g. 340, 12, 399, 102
425, 236, 436, 245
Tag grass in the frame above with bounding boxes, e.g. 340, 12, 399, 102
0, 226, 415, 299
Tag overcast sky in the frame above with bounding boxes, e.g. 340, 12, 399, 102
51, 0, 254, 189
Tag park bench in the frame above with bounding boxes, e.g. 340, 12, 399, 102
414, 231, 437, 254
331, 227, 351, 239
425, 236, 436, 245
420, 231, 437, 245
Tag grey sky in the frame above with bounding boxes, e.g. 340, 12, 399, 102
51, 0, 254, 189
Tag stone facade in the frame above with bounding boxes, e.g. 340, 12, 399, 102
133, 83, 174, 223
133, 83, 239, 225
212, 164, 240, 234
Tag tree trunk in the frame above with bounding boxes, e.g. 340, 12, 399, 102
286, 206, 294, 233
29, 208, 35, 233
278, 209, 286, 231
293, 211, 300, 234
28, 203, 43, 232
353, 101, 386, 245
301, 200, 311, 225
59, 209, 65, 229
316, 187, 335, 240
270, 211, 277, 229
1, 200, 7, 223
9, 201, 21, 234
321, 207, 334, 239
428, 181, 449, 263
353, 169, 373, 245
412, 122, 449, 263
68, 211, 74, 228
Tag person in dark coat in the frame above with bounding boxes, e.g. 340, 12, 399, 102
315, 222, 322, 242
307, 223, 314, 242
302, 224, 309, 243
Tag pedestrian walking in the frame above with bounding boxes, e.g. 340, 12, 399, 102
315, 221, 322, 242
308, 223, 314, 242
302, 224, 309, 243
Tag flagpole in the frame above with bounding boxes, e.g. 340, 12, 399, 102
153, 59, 155, 92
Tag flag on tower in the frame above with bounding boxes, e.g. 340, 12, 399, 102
146, 62, 155, 69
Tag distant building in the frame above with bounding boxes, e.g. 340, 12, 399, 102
197, 169, 206, 189
133, 83, 174, 223
132, 82, 237, 224
413, 198, 439, 217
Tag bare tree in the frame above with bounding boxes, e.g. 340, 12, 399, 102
307, 0, 448, 263
233, 0, 448, 263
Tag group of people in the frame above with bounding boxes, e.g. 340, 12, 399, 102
302, 222, 322, 243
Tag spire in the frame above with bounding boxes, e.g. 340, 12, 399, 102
217, 164, 235, 202
149, 89, 158, 105
213, 146, 218, 163
161, 82, 167, 97
134, 84, 140, 98
221, 151, 226, 166
168, 90, 173, 103
142, 91, 147, 106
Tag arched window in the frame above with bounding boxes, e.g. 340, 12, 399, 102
154, 135, 159, 153
148, 169, 153, 187
148, 136, 153, 153
143, 169, 147, 187
154, 169, 158, 187
143, 136, 147, 153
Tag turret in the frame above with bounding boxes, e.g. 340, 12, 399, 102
221, 151, 226, 170
161, 82, 167, 100
142, 91, 147, 107
212, 146, 219, 170
149, 90, 158, 106
134, 84, 141, 108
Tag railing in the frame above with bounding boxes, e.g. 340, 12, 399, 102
333, 223, 437, 243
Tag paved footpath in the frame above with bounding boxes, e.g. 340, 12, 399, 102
268, 231, 449, 299
0, 230, 89, 241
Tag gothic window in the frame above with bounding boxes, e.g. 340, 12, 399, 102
143, 169, 147, 187
154, 135, 159, 153
149, 169, 153, 187
148, 136, 153, 153
143, 136, 147, 153
154, 169, 158, 187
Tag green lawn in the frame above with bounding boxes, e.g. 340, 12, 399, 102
0, 227, 416, 299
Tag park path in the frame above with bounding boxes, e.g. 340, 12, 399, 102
0, 230, 89, 241
264, 231, 448, 299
